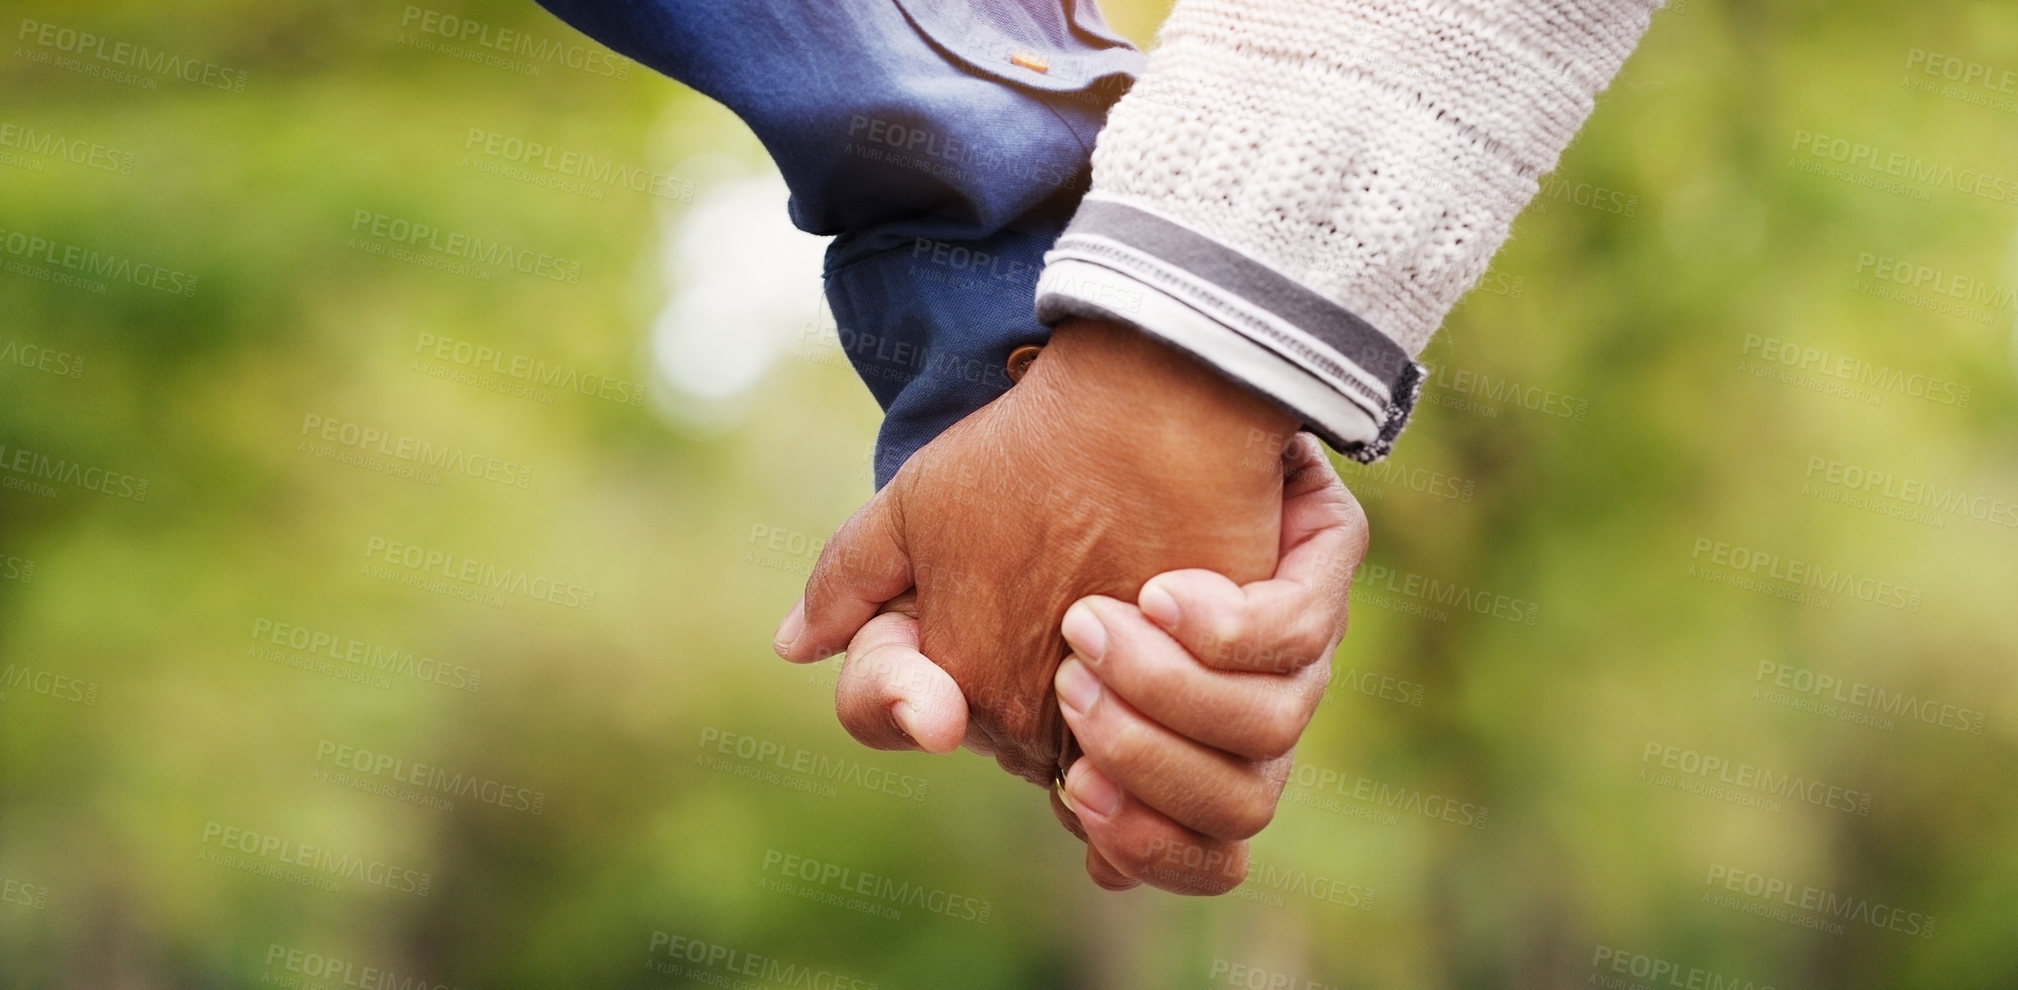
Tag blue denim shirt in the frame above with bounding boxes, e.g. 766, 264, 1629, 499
533, 0, 1145, 486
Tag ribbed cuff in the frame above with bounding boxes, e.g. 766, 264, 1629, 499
1034, 198, 1424, 462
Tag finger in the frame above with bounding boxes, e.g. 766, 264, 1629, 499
1058, 761, 1248, 895
1085, 846, 1139, 891
1134, 436, 1368, 674
835, 608, 967, 753
1055, 657, 1282, 841
779, 493, 911, 662
1046, 787, 1141, 890
1061, 596, 1323, 760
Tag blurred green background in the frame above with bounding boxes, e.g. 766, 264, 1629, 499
3, 0, 2016, 987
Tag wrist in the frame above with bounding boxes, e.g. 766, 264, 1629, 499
1026, 319, 1299, 478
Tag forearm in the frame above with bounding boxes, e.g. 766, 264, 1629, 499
1038, 0, 1663, 460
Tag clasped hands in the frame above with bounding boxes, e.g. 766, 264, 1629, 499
773, 319, 1368, 894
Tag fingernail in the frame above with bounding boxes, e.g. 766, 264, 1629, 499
1138, 579, 1180, 630
772, 598, 805, 658
1065, 761, 1123, 819
1054, 656, 1101, 716
1060, 601, 1107, 665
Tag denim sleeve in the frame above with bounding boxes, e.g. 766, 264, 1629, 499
530, 0, 1143, 486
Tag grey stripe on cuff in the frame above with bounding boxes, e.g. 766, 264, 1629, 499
1037, 199, 1426, 462
1036, 257, 1384, 452
1062, 199, 1415, 392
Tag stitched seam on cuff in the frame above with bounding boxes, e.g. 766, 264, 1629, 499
1037, 262, 1425, 462
1046, 239, 1390, 416
1036, 258, 1385, 443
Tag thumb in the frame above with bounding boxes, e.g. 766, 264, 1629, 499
774, 490, 911, 662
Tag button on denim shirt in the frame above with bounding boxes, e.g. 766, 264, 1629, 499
534, 0, 1145, 486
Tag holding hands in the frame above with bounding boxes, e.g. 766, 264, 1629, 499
1049, 433, 1364, 893
776, 320, 1367, 894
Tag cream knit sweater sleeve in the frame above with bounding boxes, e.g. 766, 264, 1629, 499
1034, 0, 1662, 460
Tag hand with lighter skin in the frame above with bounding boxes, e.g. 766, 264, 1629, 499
774, 318, 1366, 893
1047, 435, 1362, 892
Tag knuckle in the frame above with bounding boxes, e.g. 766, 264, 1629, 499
804, 552, 852, 605
1224, 686, 1302, 759
1220, 786, 1278, 840
1259, 760, 1292, 801
1341, 492, 1370, 541
1199, 630, 1275, 671
1296, 669, 1329, 717
1203, 614, 1245, 658
1334, 483, 1371, 546
1100, 837, 1163, 880
1255, 639, 1305, 674
1092, 713, 1154, 769
1290, 611, 1336, 655
1215, 856, 1252, 892
1244, 706, 1302, 760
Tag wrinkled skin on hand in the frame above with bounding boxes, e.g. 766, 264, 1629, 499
778, 319, 1295, 785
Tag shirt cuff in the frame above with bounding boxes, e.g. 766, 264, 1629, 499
1033, 196, 1425, 462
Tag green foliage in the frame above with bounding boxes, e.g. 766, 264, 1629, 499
1, 0, 2013, 986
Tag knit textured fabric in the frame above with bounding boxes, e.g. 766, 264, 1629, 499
1038, 0, 1661, 456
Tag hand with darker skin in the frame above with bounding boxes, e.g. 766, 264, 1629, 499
773, 318, 1294, 785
